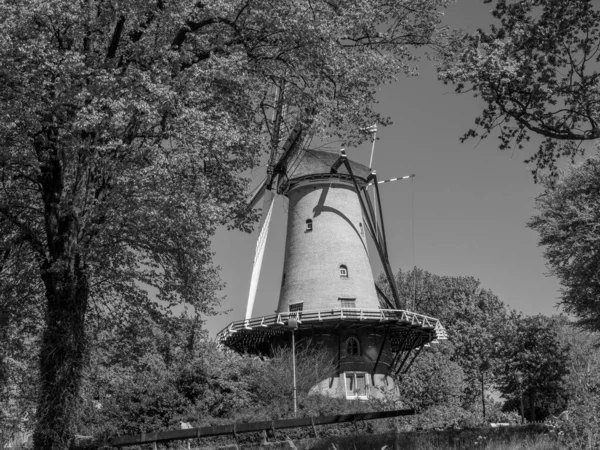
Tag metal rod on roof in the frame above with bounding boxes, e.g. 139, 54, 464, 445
330, 149, 347, 174
368, 129, 377, 169
368, 174, 415, 185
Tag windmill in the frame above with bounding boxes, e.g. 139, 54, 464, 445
219, 87, 447, 400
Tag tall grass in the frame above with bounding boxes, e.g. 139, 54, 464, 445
291, 425, 558, 450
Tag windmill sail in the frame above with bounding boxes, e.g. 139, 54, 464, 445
244, 189, 276, 322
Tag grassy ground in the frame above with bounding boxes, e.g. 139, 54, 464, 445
197, 424, 560, 450
300, 426, 558, 450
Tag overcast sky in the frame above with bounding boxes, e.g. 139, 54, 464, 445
206, 1, 587, 338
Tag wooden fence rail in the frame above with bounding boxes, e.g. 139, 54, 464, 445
107, 409, 415, 447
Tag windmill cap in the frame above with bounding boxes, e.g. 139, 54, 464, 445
285, 150, 371, 182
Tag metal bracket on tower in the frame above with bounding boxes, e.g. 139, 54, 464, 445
386, 331, 411, 377
394, 333, 420, 376
372, 324, 392, 381
330, 149, 347, 174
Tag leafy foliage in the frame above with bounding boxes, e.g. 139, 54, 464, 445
557, 326, 600, 449
0, 313, 39, 449
380, 267, 511, 406
76, 310, 339, 436
438, 0, 600, 181
79, 316, 258, 438
0, 252, 42, 448
496, 315, 569, 422
397, 344, 466, 412
528, 153, 600, 332
249, 343, 337, 417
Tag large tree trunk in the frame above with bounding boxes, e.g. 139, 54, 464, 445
480, 371, 486, 420
529, 389, 536, 423
33, 257, 89, 450
32, 133, 92, 450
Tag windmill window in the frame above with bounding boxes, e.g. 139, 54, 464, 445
345, 372, 368, 399
359, 222, 364, 235
339, 297, 358, 317
340, 265, 348, 278
339, 298, 356, 309
281, 273, 286, 287
346, 337, 360, 356
306, 219, 313, 232
289, 303, 303, 318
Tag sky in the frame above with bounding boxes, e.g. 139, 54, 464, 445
205, 1, 585, 338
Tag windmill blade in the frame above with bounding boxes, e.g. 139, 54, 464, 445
266, 83, 286, 185
247, 177, 268, 211
268, 121, 305, 190
244, 189, 276, 321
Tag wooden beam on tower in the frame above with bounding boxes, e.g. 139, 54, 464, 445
375, 284, 396, 310
362, 182, 385, 248
372, 172, 389, 259
341, 159, 402, 309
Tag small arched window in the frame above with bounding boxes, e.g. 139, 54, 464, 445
359, 223, 364, 235
306, 219, 313, 232
281, 273, 286, 287
346, 337, 360, 356
340, 265, 348, 278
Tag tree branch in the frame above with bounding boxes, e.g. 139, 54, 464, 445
106, 16, 126, 59
0, 205, 47, 261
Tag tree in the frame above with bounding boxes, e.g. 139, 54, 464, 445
528, 154, 600, 332
0, 1, 453, 447
398, 344, 466, 413
438, 0, 600, 181
555, 322, 600, 447
78, 326, 337, 438
77, 314, 260, 438
379, 268, 511, 409
248, 343, 337, 419
497, 315, 569, 422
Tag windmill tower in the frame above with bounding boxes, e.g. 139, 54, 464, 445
218, 143, 447, 399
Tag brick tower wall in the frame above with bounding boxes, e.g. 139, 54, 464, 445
277, 177, 379, 313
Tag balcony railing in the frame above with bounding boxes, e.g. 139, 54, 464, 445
217, 308, 447, 343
